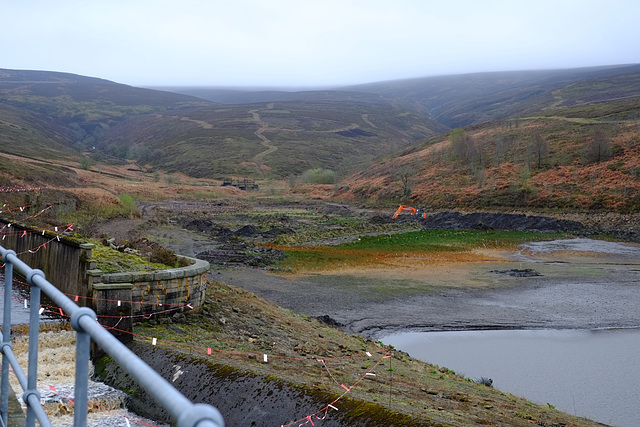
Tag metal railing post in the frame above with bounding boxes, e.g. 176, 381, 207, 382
26, 270, 44, 427
70, 307, 96, 427
1, 250, 15, 427
73, 330, 90, 427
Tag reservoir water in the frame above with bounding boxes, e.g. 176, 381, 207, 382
0, 279, 31, 325
383, 328, 640, 426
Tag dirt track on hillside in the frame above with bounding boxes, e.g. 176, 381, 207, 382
249, 108, 278, 163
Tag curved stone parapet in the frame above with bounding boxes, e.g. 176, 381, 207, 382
0, 220, 210, 340
90, 256, 210, 334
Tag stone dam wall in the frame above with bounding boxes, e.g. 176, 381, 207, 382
0, 220, 95, 299
0, 221, 209, 341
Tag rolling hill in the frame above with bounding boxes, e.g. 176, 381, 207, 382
0, 68, 212, 155
97, 99, 445, 178
343, 63, 640, 128
338, 67, 640, 212
165, 64, 640, 128
0, 69, 445, 180
2, 65, 640, 212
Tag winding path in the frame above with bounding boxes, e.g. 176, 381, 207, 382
361, 113, 377, 128
180, 116, 214, 129
249, 104, 278, 169
250, 110, 278, 161
247, 104, 371, 170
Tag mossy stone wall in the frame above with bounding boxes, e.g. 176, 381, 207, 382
0, 220, 95, 301
89, 257, 209, 341
0, 221, 209, 341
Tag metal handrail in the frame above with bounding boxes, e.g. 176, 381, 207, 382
0, 246, 225, 427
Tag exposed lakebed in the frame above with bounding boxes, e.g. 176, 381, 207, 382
217, 238, 640, 426
217, 238, 640, 337
98, 204, 640, 425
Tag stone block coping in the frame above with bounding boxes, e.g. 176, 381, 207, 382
93, 256, 209, 285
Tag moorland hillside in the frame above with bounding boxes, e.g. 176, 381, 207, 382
344, 63, 640, 127
338, 67, 640, 212
0, 69, 444, 180
1, 65, 640, 213
97, 99, 446, 178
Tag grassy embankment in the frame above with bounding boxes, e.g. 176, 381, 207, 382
133, 280, 600, 426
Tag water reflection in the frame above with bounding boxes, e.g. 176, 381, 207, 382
383, 328, 640, 427
0, 273, 32, 325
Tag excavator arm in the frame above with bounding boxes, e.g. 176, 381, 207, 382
392, 205, 427, 219
392, 205, 417, 219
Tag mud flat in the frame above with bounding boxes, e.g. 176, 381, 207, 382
214, 238, 640, 338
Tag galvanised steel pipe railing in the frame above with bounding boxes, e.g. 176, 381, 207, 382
0, 246, 224, 427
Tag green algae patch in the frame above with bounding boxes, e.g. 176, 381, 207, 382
278, 229, 566, 273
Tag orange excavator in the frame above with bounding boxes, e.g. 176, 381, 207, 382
392, 205, 427, 219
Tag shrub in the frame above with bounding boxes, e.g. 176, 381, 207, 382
118, 193, 140, 218
149, 246, 179, 267
300, 168, 336, 184
78, 157, 94, 170
582, 127, 611, 164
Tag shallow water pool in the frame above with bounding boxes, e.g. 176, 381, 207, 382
383, 328, 640, 427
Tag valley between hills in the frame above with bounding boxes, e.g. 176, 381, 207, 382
2, 65, 640, 425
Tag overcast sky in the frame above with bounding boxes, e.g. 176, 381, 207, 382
2, 0, 639, 87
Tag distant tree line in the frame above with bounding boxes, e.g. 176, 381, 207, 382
446, 124, 612, 173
